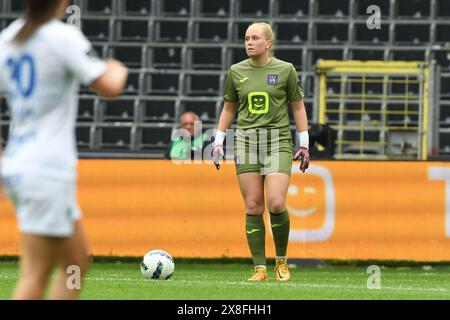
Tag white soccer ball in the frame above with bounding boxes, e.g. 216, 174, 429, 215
140, 249, 175, 280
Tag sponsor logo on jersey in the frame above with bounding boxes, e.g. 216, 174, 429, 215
248, 92, 269, 114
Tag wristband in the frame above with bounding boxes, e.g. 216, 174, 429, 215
214, 130, 226, 146
298, 131, 309, 149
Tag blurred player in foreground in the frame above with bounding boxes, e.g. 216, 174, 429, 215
0, 0, 128, 299
212, 22, 310, 281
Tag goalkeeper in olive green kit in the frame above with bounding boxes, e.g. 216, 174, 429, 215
212, 22, 310, 281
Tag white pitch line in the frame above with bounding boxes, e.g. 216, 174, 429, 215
0, 274, 448, 294
82, 278, 450, 294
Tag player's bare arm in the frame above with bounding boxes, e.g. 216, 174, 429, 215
91, 59, 128, 98
217, 101, 238, 133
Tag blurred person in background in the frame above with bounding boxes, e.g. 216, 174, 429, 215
212, 22, 310, 282
166, 111, 211, 160
0, 0, 128, 299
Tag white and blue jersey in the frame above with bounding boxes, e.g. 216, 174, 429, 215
0, 19, 106, 182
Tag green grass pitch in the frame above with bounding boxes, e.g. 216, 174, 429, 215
0, 261, 449, 300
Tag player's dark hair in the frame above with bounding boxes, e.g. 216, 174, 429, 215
13, 0, 63, 43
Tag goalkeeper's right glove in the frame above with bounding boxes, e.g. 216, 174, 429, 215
211, 130, 226, 171
211, 145, 224, 170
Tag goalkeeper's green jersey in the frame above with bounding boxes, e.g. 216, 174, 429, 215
223, 57, 304, 129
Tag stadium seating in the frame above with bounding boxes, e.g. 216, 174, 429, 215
0, 0, 448, 158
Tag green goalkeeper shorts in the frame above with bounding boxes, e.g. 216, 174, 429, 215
233, 126, 294, 176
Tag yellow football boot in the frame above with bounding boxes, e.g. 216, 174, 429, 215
274, 259, 291, 281
248, 267, 268, 281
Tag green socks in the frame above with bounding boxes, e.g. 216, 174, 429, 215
245, 214, 266, 266
270, 210, 290, 258
245, 211, 290, 266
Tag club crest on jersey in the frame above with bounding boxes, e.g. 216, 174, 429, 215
267, 74, 278, 85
